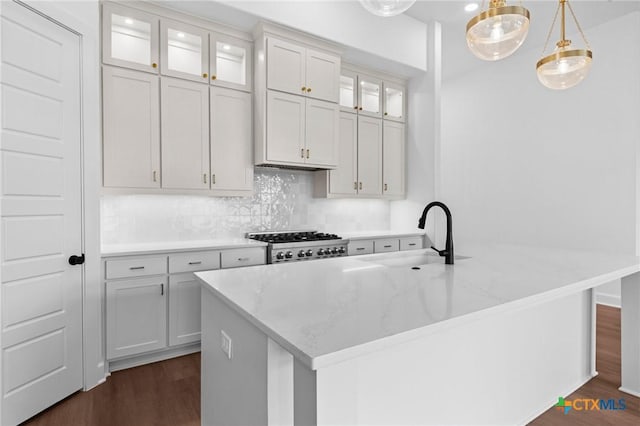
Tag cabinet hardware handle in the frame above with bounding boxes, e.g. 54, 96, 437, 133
306, 149, 310, 159
211, 75, 217, 80
188, 261, 202, 265
301, 148, 305, 158
152, 63, 157, 68
384, 245, 392, 248
359, 182, 362, 190
238, 257, 250, 262
204, 173, 207, 184
301, 86, 307, 92
408, 243, 416, 246
153, 171, 157, 182
384, 112, 388, 116
359, 107, 363, 110
384, 183, 388, 191
203, 73, 208, 78
130, 266, 145, 270
212, 174, 216, 184
353, 106, 358, 110
353, 182, 357, 190
306, 87, 311, 93
161, 284, 164, 296
356, 247, 365, 251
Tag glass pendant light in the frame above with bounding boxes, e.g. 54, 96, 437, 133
536, 0, 592, 90
466, 0, 530, 61
359, 0, 416, 17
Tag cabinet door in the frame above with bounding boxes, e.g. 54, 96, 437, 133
169, 273, 201, 346
358, 74, 383, 118
210, 33, 252, 92
383, 81, 405, 122
211, 87, 253, 192
305, 48, 340, 103
328, 113, 357, 195
340, 70, 358, 113
160, 77, 209, 190
357, 116, 383, 196
266, 37, 306, 96
106, 277, 167, 359
305, 99, 339, 168
102, 3, 159, 73
382, 121, 405, 197
103, 66, 160, 188
266, 90, 305, 165
160, 20, 209, 83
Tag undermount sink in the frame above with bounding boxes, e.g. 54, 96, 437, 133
365, 251, 470, 268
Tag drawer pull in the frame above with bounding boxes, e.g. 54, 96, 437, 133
188, 261, 202, 265
383, 245, 392, 248
408, 243, 417, 246
356, 247, 365, 251
238, 257, 250, 262
160, 284, 164, 296
129, 266, 145, 270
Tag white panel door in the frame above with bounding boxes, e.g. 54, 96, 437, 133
169, 274, 201, 346
0, 2, 83, 424
160, 77, 209, 190
266, 90, 305, 165
106, 277, 167, 359
357, 116, 383, 196
210, 87, 253, 192
210, 33, 252, 92
329, 113, 357, 195
305, 48, 340, 103
160, 19, 209, 83
305, 98, 339, 168
102, 66, 160, 188
266, 37, 305, 96
382, 121, 405, 197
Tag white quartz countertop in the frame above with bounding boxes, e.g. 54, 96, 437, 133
196, 243, 640, 370
101, 238, 267, 257
341, 230, 426, 240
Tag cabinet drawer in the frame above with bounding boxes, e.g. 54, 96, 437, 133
400, 237, 423, 251
106, 256, 167, 279
374, 238, 399, 253
221, 248, 265, 269
348, 240, 373, 256
169, 251, 220, 274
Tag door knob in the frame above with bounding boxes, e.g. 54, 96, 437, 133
68, 254, 85, 265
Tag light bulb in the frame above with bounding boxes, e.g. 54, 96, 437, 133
536, 48, 593, 90
490, 22, 504, 41
466, 3, 530, 61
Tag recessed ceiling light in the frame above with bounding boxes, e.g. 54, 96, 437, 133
125, 18, 134, 25
222, 44, 231, 50
464, 3, 479, 12
177, 32, 185, 38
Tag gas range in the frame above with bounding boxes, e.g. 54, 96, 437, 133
247, 231, 348, 264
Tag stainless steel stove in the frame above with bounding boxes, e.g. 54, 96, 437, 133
247, 231, 348, 264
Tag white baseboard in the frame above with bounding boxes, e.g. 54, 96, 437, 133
596, 293, 621, 308
108, 343, 200, 372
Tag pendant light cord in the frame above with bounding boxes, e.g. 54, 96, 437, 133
541, 1, 561, 55
567, 1, 591, 50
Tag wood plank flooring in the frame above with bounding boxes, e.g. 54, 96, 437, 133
21, 305, 640, 425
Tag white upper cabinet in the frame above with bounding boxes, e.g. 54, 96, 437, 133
210, 33, 252, 92
210, 87, 253, 193
382, 121, 405, 197
266, 90, 306, 165
357, 116, 383, 196
383, 81, 406, 122
102, 3, 159, 73
160, 20, 209, 83
160, 77, 210, 190
339, 69, 358, 113
102, 66, 160, 188
305, 99, 339, 168
358, 74, 383, 118
266, 37, 339, 103
328, 112, 358, 196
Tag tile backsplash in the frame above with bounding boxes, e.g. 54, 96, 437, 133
101, 170, 390, 244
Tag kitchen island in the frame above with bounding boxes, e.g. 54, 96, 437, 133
196, 244, 640, 425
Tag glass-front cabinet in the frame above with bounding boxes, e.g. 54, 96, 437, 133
102, 3, 159, 73
210, 33, 252, 92
339, 70, 357, 113
383, 82, 405, 122
161, 20, 209, 83
358, 74, 382, 118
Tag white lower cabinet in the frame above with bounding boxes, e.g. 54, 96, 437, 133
348, 236, 424, 256
106, 277, 167, 359
169, 273, 202, 346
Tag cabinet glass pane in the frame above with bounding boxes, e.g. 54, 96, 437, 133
385, 87, 403, 118
111, 13, 151, 66
216, 42, 246, 85
361, 80, 380, 114
167, 28, 203, 76
340, 75, 355, 109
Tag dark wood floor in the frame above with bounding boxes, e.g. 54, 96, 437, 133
22, 305, 640, 425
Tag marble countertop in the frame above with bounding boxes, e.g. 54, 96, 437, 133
196, 243, 640, 370
101, 238, 268, 257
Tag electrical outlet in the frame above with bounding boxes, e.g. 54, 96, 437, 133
221, 330, 232, 360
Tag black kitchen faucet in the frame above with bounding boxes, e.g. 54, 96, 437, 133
418, 201, 454, 265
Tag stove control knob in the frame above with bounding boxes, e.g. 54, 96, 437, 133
285, 251, 293, 259
306, 250, 314, 257
276, 252, 285, 260
331, 248, 338, 255
297, 250, 305, 258
338, 247, 346, 254
318, 248, 325, 255
326, 248, 332, 255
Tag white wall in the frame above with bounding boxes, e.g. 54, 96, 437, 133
440, 12, 640, 306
